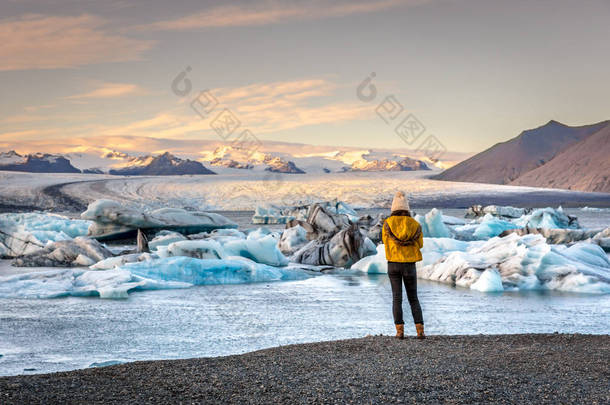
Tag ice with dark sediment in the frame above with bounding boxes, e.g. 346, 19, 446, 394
0, 212, 91, 257
81, 199, 238, 240
279, 202, 377, 267
11, 236, 113, 267
252, 200, 359, 225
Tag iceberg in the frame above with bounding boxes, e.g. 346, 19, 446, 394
124, 256, 308, 286
290, 226, 373, 268
162, 239, 227, 260
251, 205, 295, 224
414, 208, 452, 238
499, 227, 610, 250
419, 233, 609, 293
223, 233, 289, 267
189, 228, 247, 244
514, 207, 579, 229
278, 225, 308, 255
148, 230, 187, 250
12, 237, 114, 267
350, 244, 387, 274
0, 256, 314, 299
466, 205, 530, 219
470, 215, 520, 239
90, 252, 158, 270
350, 233, 609, 294
0, 212, 91, 257
470, 269, 504, 292
81, 199, 237, 240
0, 268, 190, 299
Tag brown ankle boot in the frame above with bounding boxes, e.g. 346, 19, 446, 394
395, 324, 404, 339
415, 323, 425, 339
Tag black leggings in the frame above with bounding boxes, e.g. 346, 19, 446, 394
388, 261, 423, 325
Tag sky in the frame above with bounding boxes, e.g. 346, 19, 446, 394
1, 0, 609, 156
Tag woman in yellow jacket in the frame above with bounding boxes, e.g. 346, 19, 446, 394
382, 191, 425, 339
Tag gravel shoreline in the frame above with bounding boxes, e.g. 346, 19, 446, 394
1, 334, 608, 404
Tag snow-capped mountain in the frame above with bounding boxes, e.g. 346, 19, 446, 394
0, 151, 80, 173
200, 145, 306, 173
198, 145, 434, 174
109, 152, 216, 176
263, 157, 305, 174
347, 157, 430, 172
1, 141, 443, 177
64, 150, 135, 174
0, 150, 24, 165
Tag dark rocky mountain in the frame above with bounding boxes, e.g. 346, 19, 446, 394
109, 152, 216, 176
0, 152, 81, 173
434, 120, 609, 184
511, 123, 610, 193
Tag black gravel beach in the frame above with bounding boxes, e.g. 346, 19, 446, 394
1, 334, 608, 404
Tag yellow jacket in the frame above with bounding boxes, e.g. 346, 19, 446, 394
382, 214, 423, 263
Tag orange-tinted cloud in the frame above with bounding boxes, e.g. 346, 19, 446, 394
0, 14, 154, 71
66, 83, 146, 99
141, 0, 425, 30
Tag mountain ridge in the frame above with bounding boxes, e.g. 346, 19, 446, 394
433, 119, 609, 188
510, 123, 610, 192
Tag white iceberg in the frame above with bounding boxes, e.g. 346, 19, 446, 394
90, 252, 158, 270
514, 207, 579, 229
414, 208, 452, 238
351, 233, 609, 294
223, 233, 289, 267
148, 230, 187, 250
470, 269, 504, 292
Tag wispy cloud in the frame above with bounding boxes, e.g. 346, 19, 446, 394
98, 78, 371, 137
0, 14, 154, 71
140, 0, 424, 31
66, 82, 146, 99
1, 78, 372, 144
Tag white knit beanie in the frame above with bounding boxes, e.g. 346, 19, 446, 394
391, 191, 410, 212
